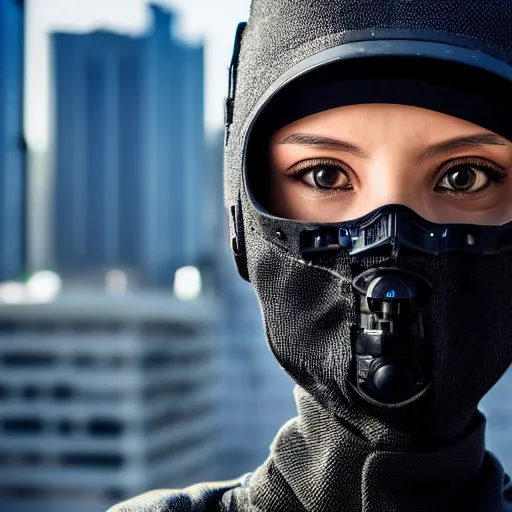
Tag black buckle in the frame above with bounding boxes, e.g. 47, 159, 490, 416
224, 22, 247, 142
230, 196, 250, 282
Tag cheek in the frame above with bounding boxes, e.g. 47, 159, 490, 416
266, 173, 303, 218
427, 185, 512, 224
266, 149, 309, 218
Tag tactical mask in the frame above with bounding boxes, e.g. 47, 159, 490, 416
225, 1, 512, 450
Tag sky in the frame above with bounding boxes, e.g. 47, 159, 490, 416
25, 0, 252, 150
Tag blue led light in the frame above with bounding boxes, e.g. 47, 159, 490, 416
385, 289, 396, 298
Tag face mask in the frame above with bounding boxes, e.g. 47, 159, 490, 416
241, 199, 512, 446
230, 55, 512, 443
222, 1, 512, 509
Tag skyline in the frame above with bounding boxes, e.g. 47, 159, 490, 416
25, 0, 252, 150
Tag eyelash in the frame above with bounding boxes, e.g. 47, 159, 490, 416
285, 156, 507, 197
284, 158, 354, 192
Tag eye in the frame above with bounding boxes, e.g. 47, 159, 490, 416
435, 161, 505, 195
292, 162, 352, 190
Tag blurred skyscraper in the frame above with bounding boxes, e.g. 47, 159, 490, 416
51, 3, 204, 287
0, 0, 25, 282
0, 290, 220, 512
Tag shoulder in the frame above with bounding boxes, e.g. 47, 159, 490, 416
107, 475, 251, 512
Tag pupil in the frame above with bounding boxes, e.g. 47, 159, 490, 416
314, 166, 339, 188
448, 167, 476, 191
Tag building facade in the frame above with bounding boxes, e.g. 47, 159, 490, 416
0, 0, 25, 282
52, 4, 205, 287
0, 291, 219, 512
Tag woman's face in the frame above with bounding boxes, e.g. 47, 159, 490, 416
266, 104, 512, 224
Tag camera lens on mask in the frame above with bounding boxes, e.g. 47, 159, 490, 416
368, 361, 419, 404
350, 269, 433, 407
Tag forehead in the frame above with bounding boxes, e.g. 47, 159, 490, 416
271, 104, 490, 143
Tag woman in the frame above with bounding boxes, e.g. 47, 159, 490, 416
111, 0, 512, 510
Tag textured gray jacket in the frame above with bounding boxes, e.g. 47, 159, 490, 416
110, 475, 512, 512
109, 390, 512, 512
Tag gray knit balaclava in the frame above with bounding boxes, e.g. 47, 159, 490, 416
223, 1, 512, 510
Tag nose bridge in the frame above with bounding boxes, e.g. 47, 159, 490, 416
362, 153, 422, 212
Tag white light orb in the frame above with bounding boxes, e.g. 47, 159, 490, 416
26, 271, 62, 303
105, 269, 128, 295
0, 282, 26, 304
173, 266, 202, 301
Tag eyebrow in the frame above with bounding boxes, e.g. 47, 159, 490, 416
278, 133, 368, 158
419, 133, 508, 160
278, 132, 508, 160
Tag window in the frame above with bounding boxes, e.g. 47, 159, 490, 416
22, 385, 40, 399
57, 419, 74, 436
53, 384, 73, 400
73, 355, 96, 368
3, 418, 43, 434
0, 321, 19, 334
71, 323, 95, 333
88, 419, 124, 437
20, 452, 43, 466
28, 322, 56, 334
1, 354, 57, 367
60, 453, 125, 469
0, 385, 9, 399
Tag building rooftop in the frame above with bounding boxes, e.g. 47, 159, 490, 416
0, 290, 218, 324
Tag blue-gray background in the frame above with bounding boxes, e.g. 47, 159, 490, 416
0, 1, 509, 510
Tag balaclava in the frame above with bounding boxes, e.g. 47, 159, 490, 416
223, 1, 512, 511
